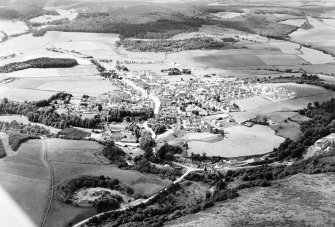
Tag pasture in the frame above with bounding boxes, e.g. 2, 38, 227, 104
0, 140, 50, 226
188, 125, 284, 157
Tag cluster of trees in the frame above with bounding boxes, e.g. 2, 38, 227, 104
0, 97, 102, 129
108, 108, 154, 122
101, 141, 127, 166
95, 194, 124, 213
0, 120, 50, 136
271, 98, 335, 160
0, 57, 78, 73
35, 92, 72, 107
155, 142, 183, 162
121, 37, 236, 52
8, 132, 39, 151
0, 139, 5, 158
148, 123, 166, 135
59, 175, 133, 205
129, 157, 182, 181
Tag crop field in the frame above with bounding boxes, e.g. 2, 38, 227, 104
167, 173, 335, 227
0, 74, 117, 99
182, 133, 220, 142
0, 20, 28, 36
256, 54, 308, 66
188, 125, 284, 157
234, 96, 273, 111
0, 140, 50, 226
0, 31, 119, 58
290, 17, 335, 54
0, 87, 55, 101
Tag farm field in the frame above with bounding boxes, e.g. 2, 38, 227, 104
0, 20, 28, 36
0, 73, 117, 99
188, 125, 284, 157
167, 173, 335, 227
0, 140, 50, 226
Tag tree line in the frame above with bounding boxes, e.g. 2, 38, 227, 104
0, 97, 101, 129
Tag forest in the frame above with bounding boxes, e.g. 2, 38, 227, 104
121, 37, 236, 52
0, 57, 78, 73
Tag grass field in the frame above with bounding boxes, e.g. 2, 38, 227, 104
167, 173, 335, 227
0, 140, 50, 226
188, 125, 284, 157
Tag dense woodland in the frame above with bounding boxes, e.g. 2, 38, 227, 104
35, 16, 206, 39
270, 98, 335, 160
0, 57, 78, 73
58, 175, 133, 212
0, 96, 102, 129
121, 37, 236, 52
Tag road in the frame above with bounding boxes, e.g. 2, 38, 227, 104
72, 163, 202, 227
122, 77, 161, 115
40, 138, 54, 227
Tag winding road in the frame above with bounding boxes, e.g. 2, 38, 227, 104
72, 163, 203, 227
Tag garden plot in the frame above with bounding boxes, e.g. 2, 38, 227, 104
188, 125, 284, 157
0, 20, 28, 36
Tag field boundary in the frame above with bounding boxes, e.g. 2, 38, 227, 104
41, 139, 55, 227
